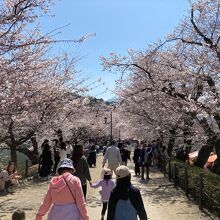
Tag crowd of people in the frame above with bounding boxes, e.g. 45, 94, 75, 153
33, 139, 150, 220
2, 138, 170, 220
38, 139, 73, 180
1, 136, 217, 220
35, 159, 147, 220
35, 137, 172, 219
132, 139, 168, 181
38, 138, 101, 180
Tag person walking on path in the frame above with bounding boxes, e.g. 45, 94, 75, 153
102, 140, 122, 174
107, 165, 147, 220
120, 145, 130, 166
52, 139, 60, 174
72, 145, 92, 199
59, 142, 67, 161
39, 141, 53, 180
139, 143, 152, 181
133, 144, 141, 176
65, 141, 73, 158
90, 168, 115, 220
35, 158, 89, 220
91, 168, 115, 220
87, 144, 97, 168
151, 140, 158, 167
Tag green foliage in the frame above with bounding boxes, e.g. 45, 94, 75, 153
0, 149, 28, 172
170, 159, 220, 217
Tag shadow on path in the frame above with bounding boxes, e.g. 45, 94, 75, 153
128, 163, 217, 220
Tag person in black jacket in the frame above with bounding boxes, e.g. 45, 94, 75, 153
39, 140, 53, 179
120, 145, 130, 166
133, 144, 141, 176
107, 165, 147, 220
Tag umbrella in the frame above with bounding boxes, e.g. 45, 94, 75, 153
207, 154, 217, 163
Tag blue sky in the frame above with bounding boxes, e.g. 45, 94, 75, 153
42, 0, 189, 100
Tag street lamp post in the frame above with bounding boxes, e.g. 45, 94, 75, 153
119, 128, 121, 142
104, 111, 113, 141
110, 111, 113, 141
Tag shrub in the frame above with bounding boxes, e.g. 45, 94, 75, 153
169, 158, 220, 217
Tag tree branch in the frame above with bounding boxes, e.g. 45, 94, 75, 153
191, 8, 214, 46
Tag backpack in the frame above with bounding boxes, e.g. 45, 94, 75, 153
115, 198, 137, 220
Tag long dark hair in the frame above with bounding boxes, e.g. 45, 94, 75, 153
104, 174, 111, 180
42, 143, 50, 153
103, 174, 112, 185
41, 139, 49, 149
72, 145, 83, 164
60, 142, 66, 151
6, 161, 17, 174
114, 174, 131, 200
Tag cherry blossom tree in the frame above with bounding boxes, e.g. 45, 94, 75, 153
55, 97, 117, 145
0, 0, 95, 164
0, 50, 80, 163
102, 0, 220, 173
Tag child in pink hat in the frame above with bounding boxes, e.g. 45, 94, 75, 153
90, 168, 115, 220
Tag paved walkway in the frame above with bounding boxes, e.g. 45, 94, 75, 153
0, 155, 218, 220
87, 159, 217, 220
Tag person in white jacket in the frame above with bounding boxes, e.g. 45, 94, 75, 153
102, 140, 122, 173
59, 142, 67, 161
65, 141, 73, 158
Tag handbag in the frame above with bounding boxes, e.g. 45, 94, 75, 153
63, 176, 76, 202
63, 176, 84, 220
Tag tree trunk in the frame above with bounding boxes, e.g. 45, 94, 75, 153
183, 113, 194, 149
194, 117, 216, 168
16, 148, 39, 165
208, 115, 220, 173
31, 136, 39, 156
194, 143, 214, 168
211, 137, 220, 174
167, 129, 176, 157
10, 144, 17, 164
6, 119, 36, 165
8, 120, 17, 163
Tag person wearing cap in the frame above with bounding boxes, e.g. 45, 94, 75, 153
35, 158, 89, 220
102, 140, 122, 174
90, 168, 115, 220
107, 165, 147, 220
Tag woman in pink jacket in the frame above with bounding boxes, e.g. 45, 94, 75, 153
35, 158, 89, 220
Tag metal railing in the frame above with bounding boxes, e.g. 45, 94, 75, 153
157, 156, 220, 217
25, 160, 32, 178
